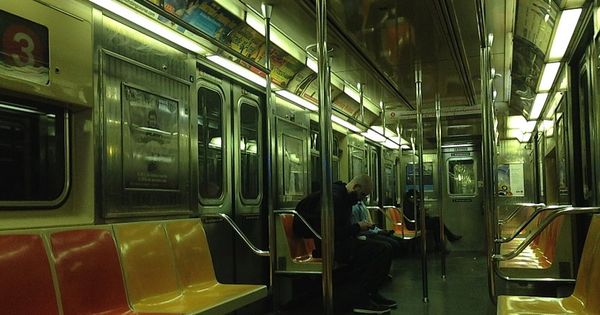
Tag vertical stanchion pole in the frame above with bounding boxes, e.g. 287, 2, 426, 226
435, 94, 446, 279
359, 83, 365, 123
316, 0, 334, 313
261, 3, 275, 300
415, 61, 429, 303
479, 27, 498, 304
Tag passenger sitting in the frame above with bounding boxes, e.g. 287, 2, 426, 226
294, 175, 396, 314
403, 189, 462, 251
352, 199, 403, 258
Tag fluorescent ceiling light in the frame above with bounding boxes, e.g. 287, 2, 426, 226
544, 92, 563, 119
383, 139, 400, 150
343, 84, 361, 103
370, 126, 397, 138
214, 0, 244, 19
519, 132, 532, 143
441, 143, 473, 148
306, 57, 318, 73
538, 62, 560, 92
401, 144, 410, 149
90, 0, 205, 54
541, 120, 554, 131
529, 93, 549, 120
207, 55, 266, 87
362, 128, 386, 143
275, 90, 318, 111
0, 103, 45, 115
548, 9, 582, 60
331, 114, 361, 132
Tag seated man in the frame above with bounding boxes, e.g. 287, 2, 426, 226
294, 175, 396, 314
352, 200, 403, 258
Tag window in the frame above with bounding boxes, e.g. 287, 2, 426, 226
282, 134, 306, 197
240, 102, 260, 200
198, 87, 224, 200
0, 101, 67, 204
447, 159, 476, 196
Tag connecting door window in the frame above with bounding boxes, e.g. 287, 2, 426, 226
0, 101, 67, 205
283, 134, 306, 197
197, 87, 224, 200
447, 158, 477, 196
239, 102, 260, 201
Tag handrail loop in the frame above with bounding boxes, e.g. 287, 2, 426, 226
492, 206, 600, 261
498, 203, 546, 224
273, 210, 322, 240
495, 205, 570, 243
202, 213, 270, 257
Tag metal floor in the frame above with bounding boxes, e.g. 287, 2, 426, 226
380, 251, 496, 315
274, 250, 496, 315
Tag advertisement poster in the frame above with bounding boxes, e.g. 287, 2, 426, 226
406, 162, 434, 192
122, 84, 179, 190
497, 163, 525, 197
0, 10, 49, 85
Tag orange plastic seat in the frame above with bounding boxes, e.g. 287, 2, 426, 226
164, 219, 267, 313
275, 214, 322, 273
0, 234, 59, 315
499, 212, 564, 269
386, 207, 419, 239
50, 228, 163, 315
498, 215, 600, 314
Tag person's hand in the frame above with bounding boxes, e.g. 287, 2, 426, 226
358, 221, 373, 231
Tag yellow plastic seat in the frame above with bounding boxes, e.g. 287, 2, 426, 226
164, 219, 267, 314
498, 215, 600, 314
113, 222, 186, 313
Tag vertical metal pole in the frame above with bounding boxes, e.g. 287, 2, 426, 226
480, 33, 498, 303
415, 61, 429, 303
435, 94, 446, 279
316, 0, 334, 313
262, 3, 275, 300
359, 83, 365, 123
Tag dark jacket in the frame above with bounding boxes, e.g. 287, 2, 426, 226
293, 181, 361, 262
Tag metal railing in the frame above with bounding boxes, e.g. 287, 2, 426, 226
202, 213, 270, 257
273, 209, 322, 240
496, 205, 570, 243
498, 203, 545, 224
493, 206, 600, 262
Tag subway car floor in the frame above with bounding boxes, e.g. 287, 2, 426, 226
275, 250, 496, 315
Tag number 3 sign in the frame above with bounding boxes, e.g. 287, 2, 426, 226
0, 9, 49, 84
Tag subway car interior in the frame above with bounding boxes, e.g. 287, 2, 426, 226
2, 0, 600, 314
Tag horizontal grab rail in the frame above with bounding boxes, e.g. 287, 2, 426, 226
495, 205, 570, 243
492, 207, 600, 261
498, 203, 546, 224
273, 210, 322, 240
201, 213, 270, 257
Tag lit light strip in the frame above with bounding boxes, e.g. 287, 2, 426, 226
544, 92, 563, 119
306, 57, 318, 73
343, 84, 361, 103
529, 93, 549, 120
362, 128, 386, 143
245, 11, 304, 63
90, 0, 206, 54
383, 139, 400, 150
548, 9, 582, 61
538, 62, 560, 92
275, 90, 318, 111
0, 103, 45, 115
441, 143, 473, 148
331, 115, 361, 132
206, 55, 266, 87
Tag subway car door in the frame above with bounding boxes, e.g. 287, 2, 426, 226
231, 85, 267, 296
196, 72, 235, 283
442, 148, 484, 251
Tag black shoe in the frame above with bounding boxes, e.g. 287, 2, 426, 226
448, 234, 462, 242
369, 292, 397, 309
352, 299, 391, 314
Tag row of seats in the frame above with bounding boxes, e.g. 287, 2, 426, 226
499, 209, 565, 269
275, 207, 419, 273
498, 214, 600, 314
0, 219, 267, 315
